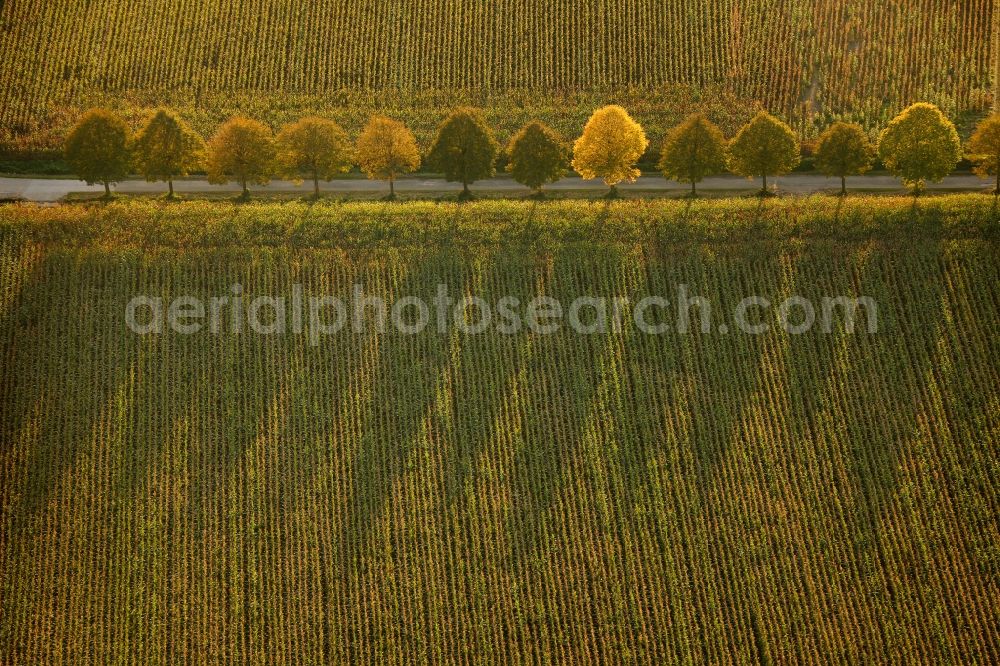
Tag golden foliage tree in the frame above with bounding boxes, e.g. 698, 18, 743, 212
132, 109, 205, 198
355, 116, 421, 198
814, 122, 875, 195
205, 117, 276, 199
728, 111, 800, 195
657, 113, 728, 196
572, 105, 648, 196
64, 108, 132, 198
276, 116, 354, 198
968, 113, 1000, 194
878, 103, 961, 193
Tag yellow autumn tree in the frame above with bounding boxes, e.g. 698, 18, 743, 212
276, 116, 354, 198
572, 105, 648, 197
968, 113, 1000, 194
205, 117, 276, 200
878, 102, 961, 194
355, 116, 421, 199
728, 111, 800, 195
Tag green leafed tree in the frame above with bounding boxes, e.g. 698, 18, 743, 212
426, 107, 499, 198
572, 105, 649, 196
728, 110, 800, 195
967, 113, 1000, 194
657, 113, 728, 196
814, 121, 875, 195
205, 117, 276, 200
132, 109, 205, 198
355, 116, 421, 199
878, 102, 961, 194
276, 116, 354, 198
64, 108, 132, 198
506, 120, 569, 196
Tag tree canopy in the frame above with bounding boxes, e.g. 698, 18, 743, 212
657, 113, 728, 195
506, 121, 569, 194
276, 116, 354, 197
572, 105, 648, 194
727, 111, 800, 194
814, 121, 875, 195
968, 113, 1000, 194
132, 109, 205, 198
205, 117, 277, 199
426, 108, 499, 197
63, 108, 132, 197
878, 103, 961, 193
355, 116, 421, 198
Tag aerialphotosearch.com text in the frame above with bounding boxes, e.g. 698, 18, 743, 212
125, 283, 879, 345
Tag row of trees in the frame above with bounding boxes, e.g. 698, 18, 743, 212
64, 110, 420, 199
64, 104, 1000, 199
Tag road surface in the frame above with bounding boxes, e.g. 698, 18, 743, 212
0, 173, 993, 202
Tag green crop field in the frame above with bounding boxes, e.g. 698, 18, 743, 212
1, 198, 998, 663
0, 0, 997, 156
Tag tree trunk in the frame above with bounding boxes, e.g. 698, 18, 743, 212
104, 181, 111, 197
242, 179, 249, 198
168, 179, 174, 198
691, 180, 697, 196
463, 181, 470, 195
313, 171, 320, 198
762, 173, 768, 194
390, 175, 395, 197
841, 175, 847, 196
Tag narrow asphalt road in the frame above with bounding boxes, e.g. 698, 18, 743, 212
0, 173, 993, 202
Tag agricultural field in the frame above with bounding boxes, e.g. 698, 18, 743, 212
0, 0, 997, 156
1, 198, 998, 662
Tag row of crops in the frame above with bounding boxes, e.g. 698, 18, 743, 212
0, 0, 995, 153
1, 200, 998, 662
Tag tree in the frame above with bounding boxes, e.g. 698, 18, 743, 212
205, 117, 276, 199
968, 113, 1000, 195
878, 102, 961, 194
657, 113, 728, 196
506, 120, 569, 196
426, 108, 499, 198
355, 116, 421, 198
64, 108, 131, 198
572, 105, 648, 196
728, 110, 800, 195
132, 109, 205, 198
814, 121, 875, 196
276, 116, 353, 198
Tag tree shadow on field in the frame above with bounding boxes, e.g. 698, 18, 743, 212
0, 235, 53, 520
0, 244, 170, 662
336, 250, 470, 552
4, 246, 388, 663
0, 248, 146, 529
83, 248, 302, 663
676, 245, 788, 472
438, 251, 535, 507
777, 238, 948, 650
786, 240, 945, 516
502, 250, 616, 570
632, 244, 812, 662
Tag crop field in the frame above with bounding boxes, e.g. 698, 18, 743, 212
1, 198, 998, 663
0, 0, 997, 154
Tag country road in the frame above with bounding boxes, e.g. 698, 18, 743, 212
0, 173, 994, 202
